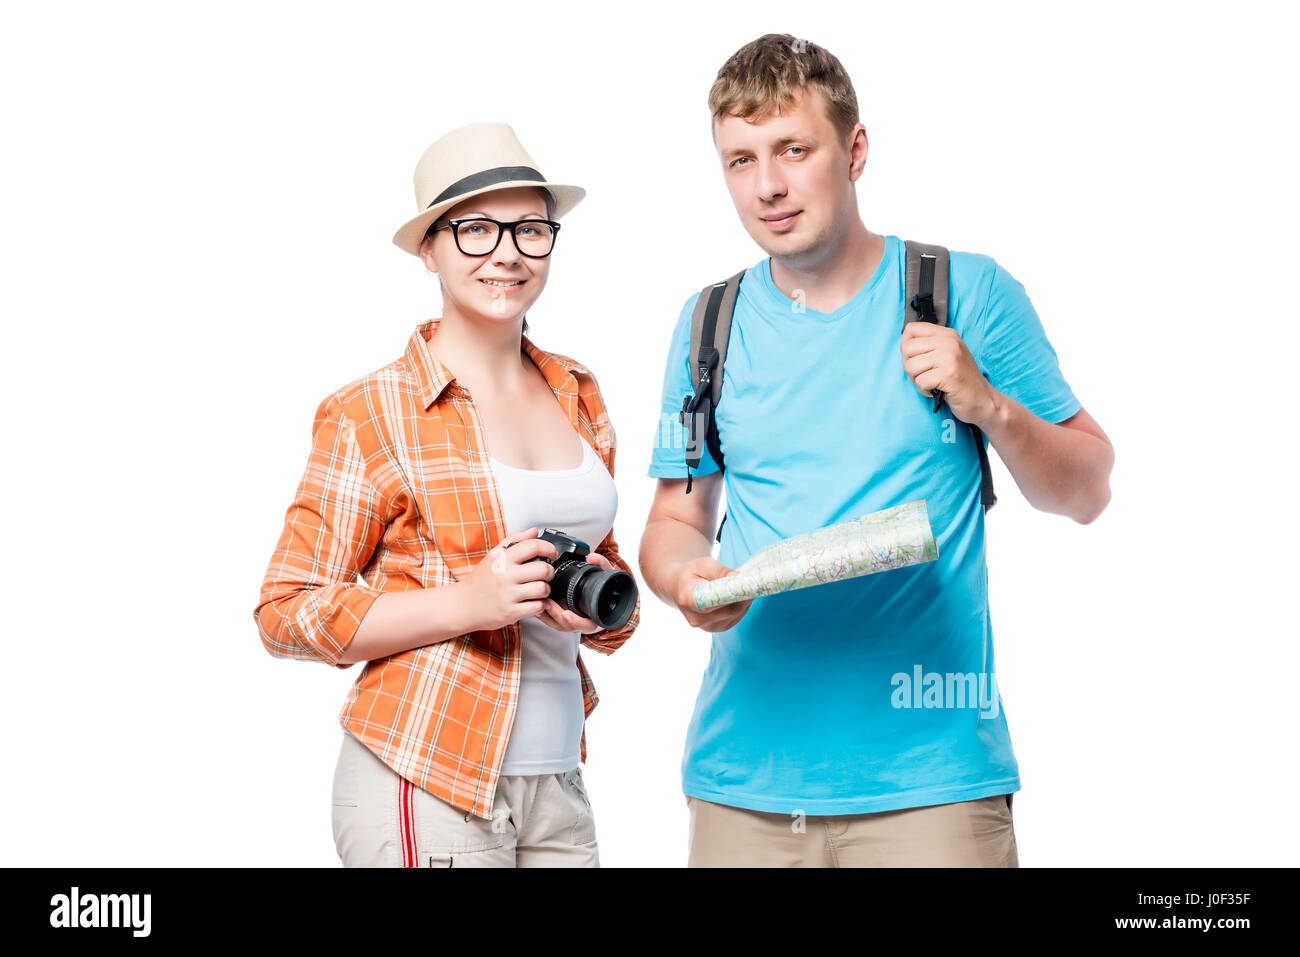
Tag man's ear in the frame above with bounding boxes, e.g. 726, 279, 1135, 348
848, 124, 869, 180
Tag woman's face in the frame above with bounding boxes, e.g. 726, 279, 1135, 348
418, 186, 553, 326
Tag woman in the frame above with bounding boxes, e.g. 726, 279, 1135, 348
253, 122, 640, 867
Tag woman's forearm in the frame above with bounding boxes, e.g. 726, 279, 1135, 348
337, 583, 476, 665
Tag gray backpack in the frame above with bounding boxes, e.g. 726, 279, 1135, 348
678, 241, 997, 544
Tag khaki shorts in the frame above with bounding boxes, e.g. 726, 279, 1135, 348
330, 730, 599, 867
686, 792, 1018, 867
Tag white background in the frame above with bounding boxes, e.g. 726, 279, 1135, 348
2, 0, 1296, 867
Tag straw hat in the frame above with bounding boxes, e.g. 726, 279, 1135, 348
392, 122, 585, 256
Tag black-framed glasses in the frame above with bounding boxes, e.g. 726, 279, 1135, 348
430, 217, 561, 258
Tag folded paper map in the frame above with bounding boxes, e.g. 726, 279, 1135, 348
692, 500, 940, 610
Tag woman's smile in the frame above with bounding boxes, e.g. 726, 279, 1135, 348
479, 277, 527, 294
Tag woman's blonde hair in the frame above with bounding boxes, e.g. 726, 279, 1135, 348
707, 34, 860, 152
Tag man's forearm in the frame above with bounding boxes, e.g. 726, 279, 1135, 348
638, 517, 714, 607
975, 392, 1114, 524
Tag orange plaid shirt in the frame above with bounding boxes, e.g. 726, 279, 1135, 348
253, 317, 641, 820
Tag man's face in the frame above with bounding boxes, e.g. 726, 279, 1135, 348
419, 186, 552, 325
714, 86, 864, 264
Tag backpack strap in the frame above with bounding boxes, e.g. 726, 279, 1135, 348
904, 239, 998, 510
904, 242, 949, 412
679, 269, 743, 541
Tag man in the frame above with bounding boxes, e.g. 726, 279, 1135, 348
638, 34, 1114, 867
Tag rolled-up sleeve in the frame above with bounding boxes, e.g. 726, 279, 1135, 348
253, 392, 387, 669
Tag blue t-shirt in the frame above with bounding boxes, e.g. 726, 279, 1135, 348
646, 234, 1080, 815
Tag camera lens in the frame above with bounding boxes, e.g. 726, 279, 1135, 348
552, 561, 637, 631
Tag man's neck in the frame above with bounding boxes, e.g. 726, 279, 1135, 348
769, 224, 884, 315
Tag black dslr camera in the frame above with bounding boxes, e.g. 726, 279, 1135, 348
509, 527, 637, 631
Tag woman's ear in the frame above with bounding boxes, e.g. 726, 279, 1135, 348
419, 238, 438, 274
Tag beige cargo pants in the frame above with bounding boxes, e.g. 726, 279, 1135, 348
330, 730, 599, 867
686, 792, 1018, 867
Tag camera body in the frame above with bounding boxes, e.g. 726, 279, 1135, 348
529, 527, 637, 631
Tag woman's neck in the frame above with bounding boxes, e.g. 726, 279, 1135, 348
425, 309, 530, 400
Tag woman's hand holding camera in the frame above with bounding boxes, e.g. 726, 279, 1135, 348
460, 526, 559, 632
459, 526, 615, 636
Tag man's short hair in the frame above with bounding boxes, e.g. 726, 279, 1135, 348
708, 33, 860, 151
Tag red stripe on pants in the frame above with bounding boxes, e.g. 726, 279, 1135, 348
399, 778, 416, 867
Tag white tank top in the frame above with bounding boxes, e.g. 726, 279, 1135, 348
488, 431, 618, 775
